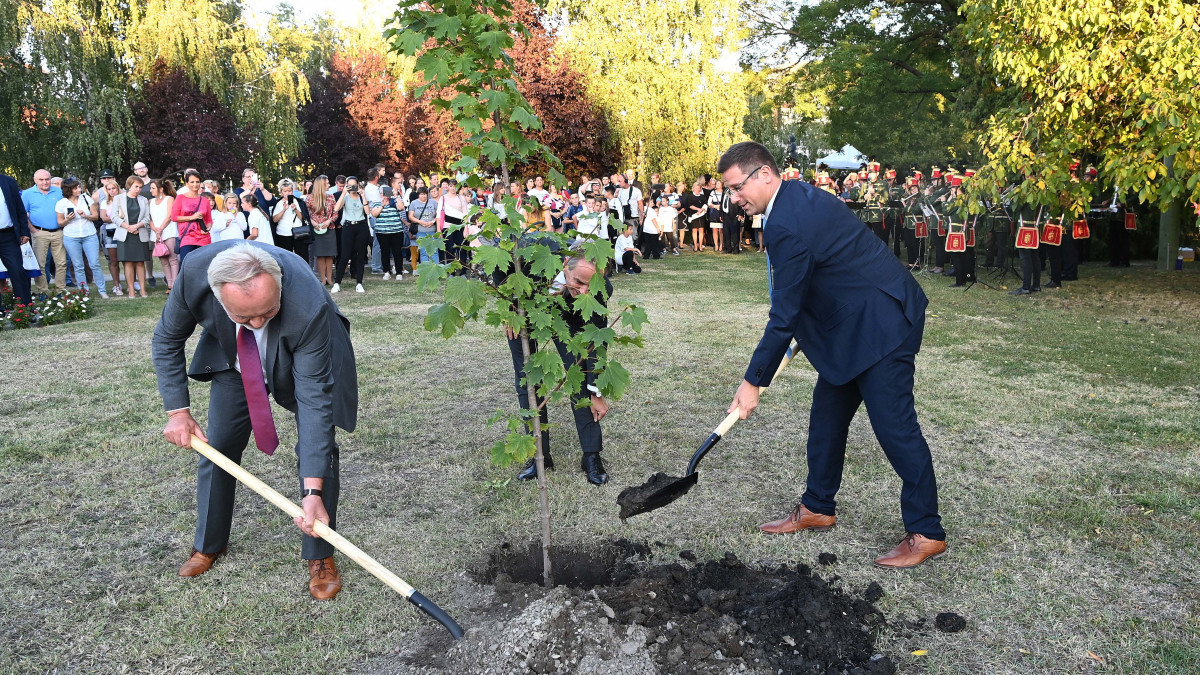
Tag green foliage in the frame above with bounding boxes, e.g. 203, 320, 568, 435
388, 0, 563, 186
744, 0, 987, 171
962, 0, 1200, 214
549, 0, 747, 182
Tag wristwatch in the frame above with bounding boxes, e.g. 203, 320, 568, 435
301, 488, 323, 499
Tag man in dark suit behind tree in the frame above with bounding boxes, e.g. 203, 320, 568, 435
719, 141, 946, 569
0, 173, 33, 306
153, 241, 358, 598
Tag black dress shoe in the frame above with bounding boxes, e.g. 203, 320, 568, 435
1009, 288, 1031, 295
1044, 282, 1062, 288
581, 454, 608, 485
517, 454, 554, 481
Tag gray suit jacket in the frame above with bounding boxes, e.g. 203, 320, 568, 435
152, 240, 358, 477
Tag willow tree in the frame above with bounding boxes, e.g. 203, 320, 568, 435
548, 0, 746, 182
962, 0, 1200, 268
124, 0, 310, 176
4, 0, 140, 179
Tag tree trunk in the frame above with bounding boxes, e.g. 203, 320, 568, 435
516, 309, 552, 587
1157, 154, 1181, 272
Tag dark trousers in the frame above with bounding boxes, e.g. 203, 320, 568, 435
868, 220, 886, 243
335, 220, 370, 284
985, 230, 1009, 268
645, 234, 664, 259
800, 315, 944, 540
507, 335, 603, 456
1045, 243, 1063, 284
890, 214, 903, 257
932, 229, 949, 267
196, 370, 340, 560
376, 232, 405, 273
1108, 220, 1130, 266
620, 251, 642, 273
0, 227, 32, 305
902, 228, 920, 265
1062, 234, 1079, 280
179, 244, 202, 266
442, 226, 464, 268
951, 248, 975, 285
275, 233, 309, 264
1019, 248, 1041, 290
723, 221, 741, 253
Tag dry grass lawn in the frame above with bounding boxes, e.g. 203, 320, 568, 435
1, 251, 1198, 674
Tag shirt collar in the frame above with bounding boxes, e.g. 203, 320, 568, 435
763, 181, 783, 225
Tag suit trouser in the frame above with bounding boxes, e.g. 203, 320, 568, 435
196, 369, 340, 560
31, 228, 67, 292
1062, 235, 1079, 280
0, 227, 32, 304
800, 315, 944, 540
507, 335, 602, 457
1108, 220, 1130, 266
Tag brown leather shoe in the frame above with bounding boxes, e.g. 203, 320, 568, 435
179, 548, 226, 577
758, 504, 836, 535
873, 533, 947, 569
308, 557, 342, 600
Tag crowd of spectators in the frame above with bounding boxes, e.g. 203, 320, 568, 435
2, 163, 761, 306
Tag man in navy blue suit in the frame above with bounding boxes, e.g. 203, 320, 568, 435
719, 142, 946, 569
0, 173, 33, 306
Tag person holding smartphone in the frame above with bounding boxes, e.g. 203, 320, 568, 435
172, 169, 213, 264
331, 176, 370, 294
55, 177, 107, 298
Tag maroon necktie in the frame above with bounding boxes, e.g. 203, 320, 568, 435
237, 326, 279, 455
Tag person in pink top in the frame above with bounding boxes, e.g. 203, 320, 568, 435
172, 168, 213, 263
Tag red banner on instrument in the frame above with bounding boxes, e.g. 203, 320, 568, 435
1041, 223, 1063, 246
1125, 213, 1137, 230
915, 218, 928, 238
1072, 220, 1090, 239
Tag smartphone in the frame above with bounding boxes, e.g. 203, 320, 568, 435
66, 207, 75, 215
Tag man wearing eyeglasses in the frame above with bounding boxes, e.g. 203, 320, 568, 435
718, 141, 946, 570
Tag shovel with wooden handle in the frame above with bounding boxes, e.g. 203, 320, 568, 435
616, 342, 799, 520
188, 435, 465, 639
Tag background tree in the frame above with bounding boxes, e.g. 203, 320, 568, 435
743, 0, 988, 171
133, 61, 243, 181
548, 0, 747, 183
508, 0, 618, 180
961, 0, 1200, 269
5, 0, 140, 180
741, 71, 829, 171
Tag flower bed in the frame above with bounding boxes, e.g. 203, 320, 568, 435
1, 288, 95, 330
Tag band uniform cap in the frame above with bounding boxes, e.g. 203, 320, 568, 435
931, 166, 942, 178
1085, 166, 1099, 176
949, 175, 963, 187
858, 170, 868, 180
885, 169, 897, 179
867, 161, 881, 173
1069, 160, 1081, 171
964, 169, 976, 177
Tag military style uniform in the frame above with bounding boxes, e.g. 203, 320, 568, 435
1011, 194, 1043, 294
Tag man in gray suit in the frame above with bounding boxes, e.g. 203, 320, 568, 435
153, 240, 358, 600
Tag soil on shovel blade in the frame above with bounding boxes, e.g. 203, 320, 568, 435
377, 540, 899, 675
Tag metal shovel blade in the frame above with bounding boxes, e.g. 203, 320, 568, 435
617, 471, 700, 520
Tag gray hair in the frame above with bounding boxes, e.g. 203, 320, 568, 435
208, 243, 283, 302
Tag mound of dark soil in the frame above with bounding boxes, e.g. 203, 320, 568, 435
387, 541, 896, 674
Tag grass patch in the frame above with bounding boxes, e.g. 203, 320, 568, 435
1, 253, 1198, 673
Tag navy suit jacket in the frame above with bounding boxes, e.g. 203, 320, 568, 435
1, 175, 31, 240
746, 180, 927, 388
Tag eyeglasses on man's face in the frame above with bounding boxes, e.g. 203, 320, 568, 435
728, 165, 765, 195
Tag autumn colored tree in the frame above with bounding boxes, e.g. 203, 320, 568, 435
296, 64, 389, 177
133, 61, 242, 181
338, 51, 464, 176
508, 0, 617, 180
